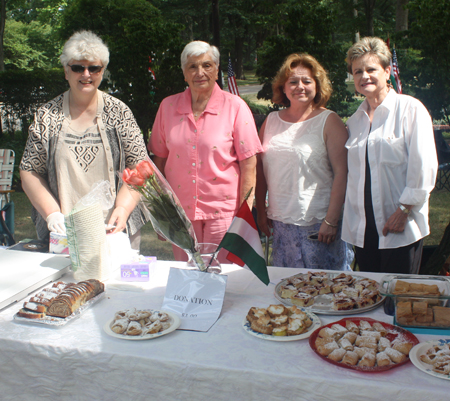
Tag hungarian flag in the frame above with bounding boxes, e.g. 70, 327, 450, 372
390, 48, 402, 94
227, 57, 240, 96
217, 200, 269, 285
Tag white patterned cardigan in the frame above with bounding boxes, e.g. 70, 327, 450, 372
20, 90, 151, 240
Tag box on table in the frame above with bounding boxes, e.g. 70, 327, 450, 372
49, 232, 69, 254
120, 257, 157, 282
380, 274, 450, 330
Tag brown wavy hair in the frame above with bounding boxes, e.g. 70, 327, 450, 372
272, 53, 332, 108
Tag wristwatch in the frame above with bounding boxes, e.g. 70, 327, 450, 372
399, 204, 411, 215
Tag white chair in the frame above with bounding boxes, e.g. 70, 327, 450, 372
0, 149, 15, 245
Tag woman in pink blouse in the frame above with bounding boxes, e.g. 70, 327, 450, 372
148, 41, 262, 262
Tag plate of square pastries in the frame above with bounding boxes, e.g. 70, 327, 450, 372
243, 304, 321, 341
309, 317, 419, 372
103, 308, 180, 340
409, 339, 450, 380
274, 271, 384, 315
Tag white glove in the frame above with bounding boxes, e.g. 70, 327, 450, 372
46, 212, 66, 234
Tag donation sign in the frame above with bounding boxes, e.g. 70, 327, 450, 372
162, 267, 227, 332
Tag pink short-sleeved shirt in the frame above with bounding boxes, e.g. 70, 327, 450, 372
149, 83, 262, 221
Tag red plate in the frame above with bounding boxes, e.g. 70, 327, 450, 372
309, 317, 419, 372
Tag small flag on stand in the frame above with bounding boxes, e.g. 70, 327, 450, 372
216, 194, 269, 285
390, 48, 402, 94
227, 57, 240, 96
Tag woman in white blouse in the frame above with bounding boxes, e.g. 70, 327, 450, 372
342, 37, 438, 274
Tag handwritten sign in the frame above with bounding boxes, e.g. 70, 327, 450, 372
161, 267, 228, 332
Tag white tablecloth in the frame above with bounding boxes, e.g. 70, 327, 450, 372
0, 261, 448, 401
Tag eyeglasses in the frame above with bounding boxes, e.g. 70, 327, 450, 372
68, 64, 104, 74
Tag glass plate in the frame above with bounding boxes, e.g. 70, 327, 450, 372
274, 272, 385, 315
103, 310, 180, 340
309, 317, 419, 372
242, 308, 321, 341
13, 292, 106, 327
409, 339, 450, 381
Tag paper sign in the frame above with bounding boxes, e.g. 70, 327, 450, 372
161, 267, 228, 332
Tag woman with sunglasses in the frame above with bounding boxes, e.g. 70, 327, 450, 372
19, 30, 149, 249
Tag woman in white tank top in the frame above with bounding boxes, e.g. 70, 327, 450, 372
255, 53, 353, 270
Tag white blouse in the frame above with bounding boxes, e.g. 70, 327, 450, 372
262, 109, 334, 226
342, 90, 438, 249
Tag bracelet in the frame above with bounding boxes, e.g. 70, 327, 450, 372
323, 219, 338, 228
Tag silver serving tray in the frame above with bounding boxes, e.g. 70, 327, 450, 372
274, 272, 385, 315
13, 292, 105, 327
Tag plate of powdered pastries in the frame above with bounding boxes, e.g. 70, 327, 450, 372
309, 317, 419, 372
275, 271, 384, 315
103, 308, 180, 340
409, 339, 450, 380
243, 304, 321, 341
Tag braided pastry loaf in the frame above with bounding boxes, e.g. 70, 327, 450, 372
46, 279, 104, 318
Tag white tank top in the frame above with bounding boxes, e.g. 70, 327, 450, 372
262, 109, 334, 226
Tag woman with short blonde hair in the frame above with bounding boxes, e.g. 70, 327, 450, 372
342, 37, 438, 274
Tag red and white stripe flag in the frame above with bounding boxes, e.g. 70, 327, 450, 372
227, 57, 240, 96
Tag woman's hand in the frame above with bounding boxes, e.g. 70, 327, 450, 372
257, 210, 272, 238
107, 206, 128, 234
318, 221, 338, 245
382, 208, 409, 236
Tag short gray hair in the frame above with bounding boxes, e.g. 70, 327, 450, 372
180, 41, 220, 70
60, 30, 110, 68
346, 37, 391, 74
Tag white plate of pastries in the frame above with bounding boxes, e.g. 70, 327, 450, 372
275, 271, 384, 315
243, 304, 321, 341
409, 339, 450, 380
309, 317, 419, 371
103, 308, 180, 340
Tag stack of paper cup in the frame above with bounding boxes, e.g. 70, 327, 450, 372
65, 202, 111, 281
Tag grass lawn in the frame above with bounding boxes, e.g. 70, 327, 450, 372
9, 187, 450, 260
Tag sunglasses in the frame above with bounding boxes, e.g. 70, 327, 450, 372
68, 64, 104, 74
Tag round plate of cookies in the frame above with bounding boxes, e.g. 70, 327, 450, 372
243, 304, 321, 341
103, 308, 180, 340
309, 317, 419, 372
274, 271, 385, 315
409, 339, 450, 380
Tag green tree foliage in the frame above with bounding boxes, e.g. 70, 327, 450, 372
256, 0, 356, 117
402, 0, 450, 123
3, 19, 60, 69
60, 0, 186, 139
0, 68, 67, 137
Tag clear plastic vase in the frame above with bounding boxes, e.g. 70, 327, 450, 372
186, 243, 222, 274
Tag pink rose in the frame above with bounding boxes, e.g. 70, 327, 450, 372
123, 168, 145, 186
136, 160, 154, 180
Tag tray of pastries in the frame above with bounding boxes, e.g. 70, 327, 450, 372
409, 339, 450, 380
309, 317, 419, 372
274, 271, 384, 315
13, 279, 105, 326
243, 304, 321, 341
103, 308, 180, 340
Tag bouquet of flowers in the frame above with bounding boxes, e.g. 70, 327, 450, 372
122, 157, 207, 271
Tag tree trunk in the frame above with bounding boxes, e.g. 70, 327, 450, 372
234, 37, 244, 80
0, 0, 5, 72
211, 0, 223, 89
364, 0, 376, 36
395, 0, 409, 32
0, 0, 5, 136
354, 0, 360, 43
